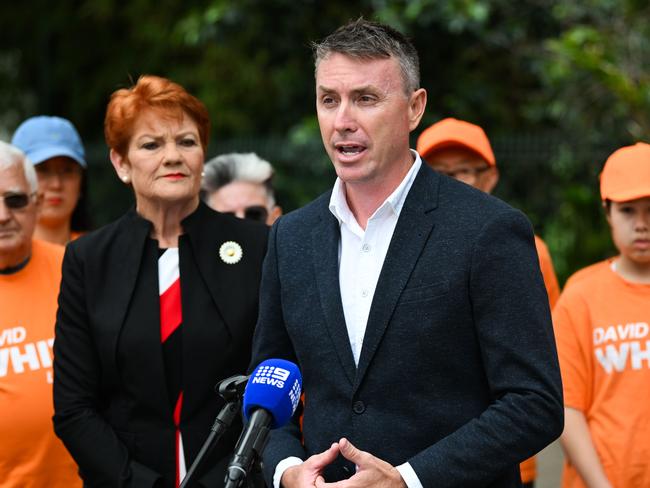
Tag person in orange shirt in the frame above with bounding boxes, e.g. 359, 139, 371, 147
12, 116, 91, 245
553, 143, 650, 488
417, 117, 560, 486
0, 141, 81, 487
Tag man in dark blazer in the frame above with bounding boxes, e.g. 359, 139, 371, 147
250, 19, 563, 488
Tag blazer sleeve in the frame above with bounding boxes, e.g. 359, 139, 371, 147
53, 243, 163, 487
249, 220, 307, 484
408, 208, 564, 487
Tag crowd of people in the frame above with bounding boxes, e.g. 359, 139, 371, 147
1, 18, 648, 488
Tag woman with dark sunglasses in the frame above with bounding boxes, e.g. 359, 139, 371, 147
202, 152, 282, 225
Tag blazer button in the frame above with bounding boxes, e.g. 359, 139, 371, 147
352, 400, 365, 414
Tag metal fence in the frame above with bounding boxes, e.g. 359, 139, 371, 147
84, 132, 625, 283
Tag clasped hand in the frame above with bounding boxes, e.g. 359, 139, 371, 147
281, 437, 407, 488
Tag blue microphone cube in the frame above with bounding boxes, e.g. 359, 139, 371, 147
243, 359, 302, 429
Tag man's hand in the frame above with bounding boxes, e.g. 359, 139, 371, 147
315, 438, 407, 488
281, 442, 340, 488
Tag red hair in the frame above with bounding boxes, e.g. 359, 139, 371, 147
104, 75, 210, 156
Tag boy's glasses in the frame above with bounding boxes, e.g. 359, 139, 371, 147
224, 205, 269, 223
1, 192, 34, 210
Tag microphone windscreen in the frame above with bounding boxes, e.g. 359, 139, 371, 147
243, 359, 302, 428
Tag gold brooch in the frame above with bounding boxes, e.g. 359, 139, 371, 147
219, 241, 243, 264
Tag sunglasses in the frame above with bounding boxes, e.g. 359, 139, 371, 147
1, 192, 34, 210
224, 205, 269, 223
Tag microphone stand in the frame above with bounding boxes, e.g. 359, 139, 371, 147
223, 409, 271, 488
179, 375, 249, 488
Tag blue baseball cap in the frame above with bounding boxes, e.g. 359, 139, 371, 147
11, 116, 86, 168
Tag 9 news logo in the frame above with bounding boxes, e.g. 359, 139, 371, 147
250, 365, 290, 389
289, 378, 301, 411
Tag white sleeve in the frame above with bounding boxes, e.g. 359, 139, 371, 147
396, 462, 424, 488
273, 456, 304, 488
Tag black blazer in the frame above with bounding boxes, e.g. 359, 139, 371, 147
53, 202, 268, 487
251, 163, 563, 487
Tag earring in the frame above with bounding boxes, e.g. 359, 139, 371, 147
121, 175, 130, 183
201, 170, 205, 178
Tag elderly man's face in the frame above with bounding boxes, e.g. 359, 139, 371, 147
0, 164, 38, 267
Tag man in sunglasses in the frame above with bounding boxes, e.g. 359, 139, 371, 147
202, 152, 282, 225
0, 141, 81, 486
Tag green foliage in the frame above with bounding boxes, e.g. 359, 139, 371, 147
539, 0, 650, 141
2, 0, 649, 284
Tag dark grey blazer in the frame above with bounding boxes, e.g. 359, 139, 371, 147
53, 202, 268, 487
250, 163, 563, 487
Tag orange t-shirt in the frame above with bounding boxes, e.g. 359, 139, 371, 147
519, 235, 561, 483
553, 259, 650, 488
0, 240, 81, 487
535, 235, 560, 308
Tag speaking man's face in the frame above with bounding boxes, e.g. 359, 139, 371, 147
316, 53, 425, 190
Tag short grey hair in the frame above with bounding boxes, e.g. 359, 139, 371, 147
0, 141, 38, 193
202, 152, 276, 206
312, 18, 420, 95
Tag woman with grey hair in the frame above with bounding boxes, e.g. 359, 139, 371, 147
202, 152, 282, 225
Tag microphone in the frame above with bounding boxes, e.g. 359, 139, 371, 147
178, 375, 250, 488
224, 359, 302, 488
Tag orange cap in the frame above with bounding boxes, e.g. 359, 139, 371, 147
416, 117, 496, 166
600, 142, 650, 202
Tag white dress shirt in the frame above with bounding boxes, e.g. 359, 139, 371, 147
329, 152, 421, 366
274, 151, 424, 488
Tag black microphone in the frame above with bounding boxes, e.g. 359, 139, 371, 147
178, 375, 249, 488
224, 359, 302, 488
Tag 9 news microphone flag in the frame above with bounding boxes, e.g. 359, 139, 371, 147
224, 359, 302, 488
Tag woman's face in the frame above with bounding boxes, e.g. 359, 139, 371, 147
35, 156, 82, 227
112, 109, 204, 213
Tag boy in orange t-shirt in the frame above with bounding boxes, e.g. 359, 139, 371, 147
553, 143, 650, 488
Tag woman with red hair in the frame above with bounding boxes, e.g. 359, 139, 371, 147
53, 75, 268, 487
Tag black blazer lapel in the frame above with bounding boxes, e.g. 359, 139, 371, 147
96, 210, 152, 389
355, 165, 440, 388
182, 203, 247, 339
311, 204, 357, 386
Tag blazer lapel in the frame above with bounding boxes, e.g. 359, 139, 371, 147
355, 166, 440, 388
311, 204, 357, 386
182, 203, 242, 339
99, 210, 151, 389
